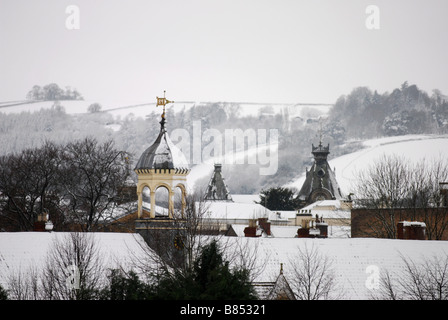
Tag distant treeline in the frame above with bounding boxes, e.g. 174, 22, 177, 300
26, 83, 83, 101
329, 81, 448, 139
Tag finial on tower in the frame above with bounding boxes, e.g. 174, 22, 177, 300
156, 90, 174, 120
318, 117, 323, 147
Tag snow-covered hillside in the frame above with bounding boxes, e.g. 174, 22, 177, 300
186, 134, 448, 195
0, 99, 332, 119
0, 100, 94, 114
285, 134, 448, 195
2, 99, 447, 198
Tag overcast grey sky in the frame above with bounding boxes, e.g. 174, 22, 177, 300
1, 0, 447, 105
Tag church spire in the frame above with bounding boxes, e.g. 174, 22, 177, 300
297, 140, 344, 207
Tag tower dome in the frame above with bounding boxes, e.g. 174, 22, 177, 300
134, 116, 189, 173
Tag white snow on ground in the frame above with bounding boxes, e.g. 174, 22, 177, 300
285, 134, 448, 195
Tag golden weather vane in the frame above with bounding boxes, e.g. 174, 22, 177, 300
156, 90, 174, 119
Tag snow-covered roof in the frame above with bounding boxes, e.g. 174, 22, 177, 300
219, 236, 448, 300
270, 226, 299, 238
399, 221, 426, 227
271, 210, 297, 220
2, 232, 447, 300
0, 232, 151, 290
228, 222, 350, 239
202, 200, 273, 221
231, 194, 260, 204
298, 200, 351, 219
228, 224, 299, 238
301, 199, 342, 210
227, 224, 247, 237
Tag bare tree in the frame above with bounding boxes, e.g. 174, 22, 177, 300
375, 269, 399, 300
181, 191, 214, 270
6, 266, 41, 300
129, 189, 215, 289
5, 232, 105, 300
376, 253, 448, 300
0, 142, 64, 231
41, 232, 104, 300
221, 237, 267, 284
287, 243, 338, 300
354, 154, 448, 239
60, 138, 132, 231
355, 155, 411, 238
408, 157, 448, 239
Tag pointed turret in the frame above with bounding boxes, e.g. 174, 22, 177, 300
204, 164, 233, 201
297, 142, 343, 208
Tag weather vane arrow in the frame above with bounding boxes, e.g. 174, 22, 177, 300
156, 90, 174, 107
156, 90, 174, 120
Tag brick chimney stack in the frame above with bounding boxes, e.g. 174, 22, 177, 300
397, 221, 426, 240
33, 213, 47, 232
258, 218, 271, 236
244, 219, 261, 237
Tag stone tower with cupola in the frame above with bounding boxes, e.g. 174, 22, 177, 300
134, 92, 190, 258
134, 114, 189, 219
